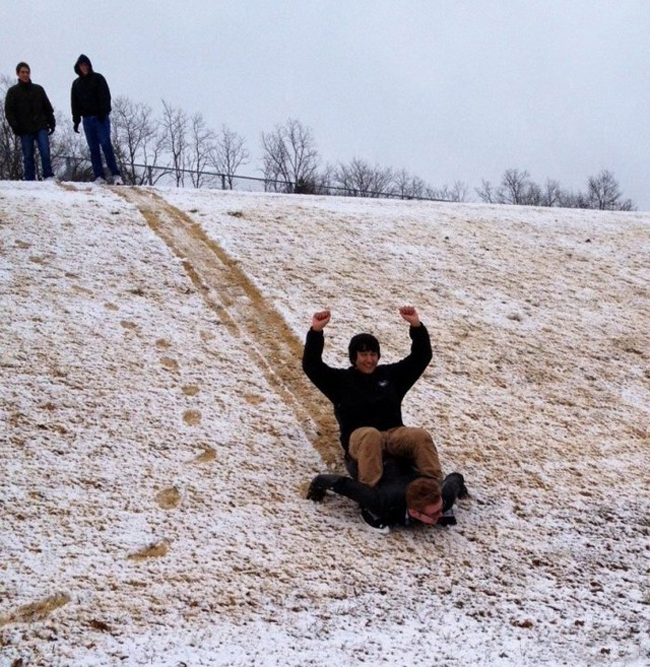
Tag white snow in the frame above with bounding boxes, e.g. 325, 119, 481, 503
1, 181, 649, 667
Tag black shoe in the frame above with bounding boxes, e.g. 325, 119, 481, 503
360, 507, 390, 534
307, 474, 341, 501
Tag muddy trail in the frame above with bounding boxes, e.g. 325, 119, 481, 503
117, 187, 340, 467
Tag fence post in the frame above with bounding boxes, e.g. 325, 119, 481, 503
221, 174, 226, 190
147, 166, 153, 186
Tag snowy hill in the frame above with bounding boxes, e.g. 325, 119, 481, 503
1, 181, 649, 667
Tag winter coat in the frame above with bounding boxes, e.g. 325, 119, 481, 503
330, 463, 466, 527
334, 457, 420, 525
70, 55, 112, 123
303, 324, 432, 451
4, 80, 55, 136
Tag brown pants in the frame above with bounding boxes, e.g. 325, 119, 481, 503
348, 426, 443, 487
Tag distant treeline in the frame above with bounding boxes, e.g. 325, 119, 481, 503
0, 74, 635, 210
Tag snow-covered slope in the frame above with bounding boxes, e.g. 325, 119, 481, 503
1, 181, 648, 667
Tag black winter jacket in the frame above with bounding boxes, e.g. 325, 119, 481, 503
4, 80, 55, 136
70, 56, 112, 123
330, 462, 466, 526
303, 324, 432, 451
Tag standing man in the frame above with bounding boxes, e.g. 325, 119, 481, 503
70, 54, 122, 184
4, 62, 56, 181
303, 306, 443, 487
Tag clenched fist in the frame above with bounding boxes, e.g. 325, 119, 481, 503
399, 306, 421, 327
311, 310, 331, 332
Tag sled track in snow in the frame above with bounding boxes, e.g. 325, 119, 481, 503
117, 187, 341, 468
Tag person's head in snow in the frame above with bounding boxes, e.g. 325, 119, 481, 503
405, 477, 443, 525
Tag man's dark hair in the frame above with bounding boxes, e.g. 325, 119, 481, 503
348, 333, 381, 364
16, 62, 30, 74
405, 478, 441, 513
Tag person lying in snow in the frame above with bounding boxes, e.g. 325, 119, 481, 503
307, 457, 468, 532
302, 306, 442, 487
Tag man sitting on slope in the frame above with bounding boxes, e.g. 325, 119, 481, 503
302, 306, 442, 486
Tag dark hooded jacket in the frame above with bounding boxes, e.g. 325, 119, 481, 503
302, 324, 432, 452
70, 55, 112, 123
4, 78, 55, 136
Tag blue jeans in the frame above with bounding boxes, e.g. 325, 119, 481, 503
20, 129, 54, 180
82, 115, 120, 179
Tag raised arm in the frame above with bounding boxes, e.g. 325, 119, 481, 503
302, 310, 341, 401
391, 305, 432, 393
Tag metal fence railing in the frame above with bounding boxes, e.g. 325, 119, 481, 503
60, 156, 446, 202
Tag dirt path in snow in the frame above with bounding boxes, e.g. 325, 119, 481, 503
116, 187, 341, 468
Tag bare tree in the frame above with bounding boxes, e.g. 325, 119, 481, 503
449, 180, 470, 202
427, 180, 470, 202
334, 158, 393, 197
558, 190, 590, 209
212, 125, 249, 189
558, 171, 634, 210
478, 169, 542, 206
160, 100, 188, 187
540, 178, 563, 207
393, 169, 427, 199
478, 168, 635, 211
499, 168, 534, 205
187, 112, 216, 188
475, 179, 496, 203
111, 96, 164, 185
261, 118, 320, 193
586, 170, 635, 210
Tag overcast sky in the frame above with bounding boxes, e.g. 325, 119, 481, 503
2, 1, 648, 209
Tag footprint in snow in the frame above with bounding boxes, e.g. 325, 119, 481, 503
160, 357, 179, 372
127, 541, 169, 561
155, 486, 181, 510
0, 592, 70, 626
183, 409, 201, 425
191, 445, 216, 464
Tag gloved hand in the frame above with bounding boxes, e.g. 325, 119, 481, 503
48, 125, 55, 136
73, 121, 80, 133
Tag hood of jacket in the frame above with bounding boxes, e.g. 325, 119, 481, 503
74, 54, 93, 76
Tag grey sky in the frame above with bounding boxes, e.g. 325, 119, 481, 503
3, 1, 648, 209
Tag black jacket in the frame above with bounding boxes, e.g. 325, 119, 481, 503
70, 55, 112, 123
4, 80, 55, 136
302, 324, 432, 451
330, 463, 466, 527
